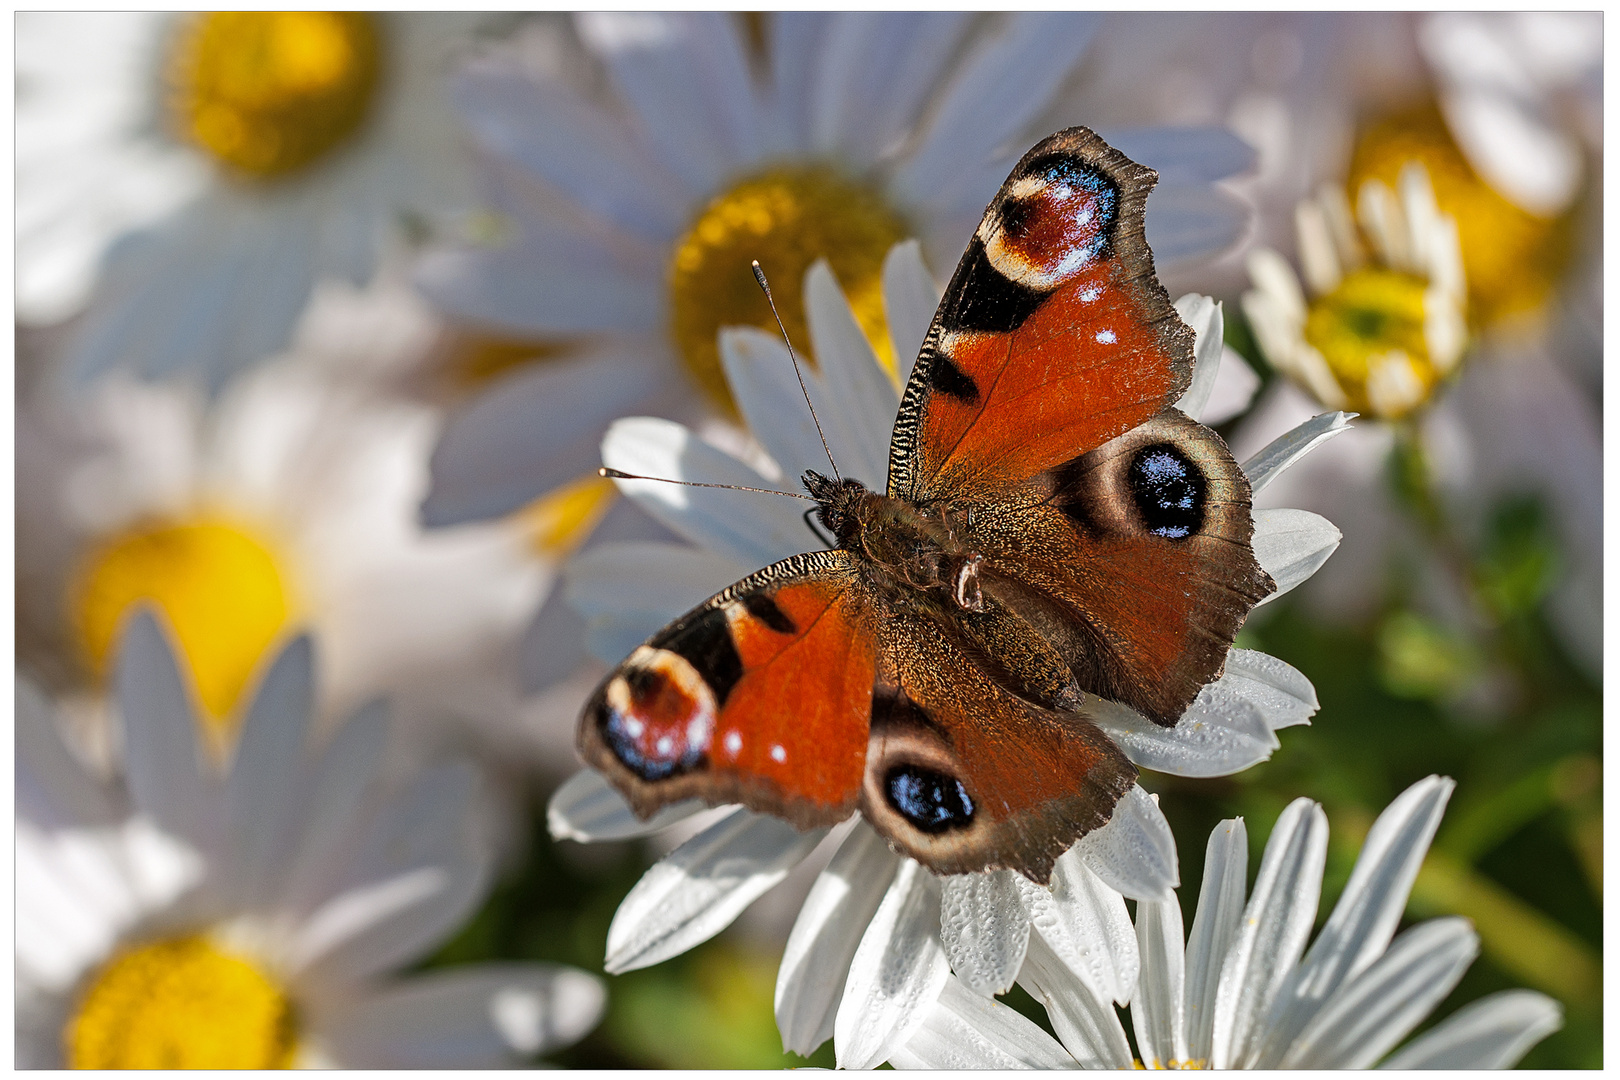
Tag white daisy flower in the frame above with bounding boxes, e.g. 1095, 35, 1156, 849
1243, 163, 1467, 420
415, 12, 1259, 529
16, 290, 550, 777
17, 12, 503, 391
887, 775, 1562, 1070
17, 612, 607, 1068
546, 244, 1350, 1065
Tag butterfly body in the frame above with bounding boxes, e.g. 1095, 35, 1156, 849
581, 128, 1274, 883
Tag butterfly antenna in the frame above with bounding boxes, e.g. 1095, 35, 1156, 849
600, 467, 815, 501
752, 260, 840, 482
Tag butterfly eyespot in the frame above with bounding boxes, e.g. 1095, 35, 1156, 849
599, 647, 715, 781
981, 156, 1119, 291
1129, 444, 1207, 540
884, 764, 976, 833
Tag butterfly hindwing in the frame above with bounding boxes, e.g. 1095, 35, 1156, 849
968, 411, 1275, 726
862, 608, 1137, 885
889, 126, 1194, 502
580, 550, 878, 829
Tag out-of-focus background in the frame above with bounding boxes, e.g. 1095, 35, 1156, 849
16, 12, 1601, 1069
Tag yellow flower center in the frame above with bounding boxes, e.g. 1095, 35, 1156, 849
1349, 103, 1575, 325
1303, 266, 1440, 419
518, 474, 618, 555
169, 12, 383, 178
66, 935, 296, 1069
71, 520, 293, 731
669, 166, 908, 411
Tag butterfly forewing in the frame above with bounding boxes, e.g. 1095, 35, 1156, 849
579, 550, 877, 829
888, 127, 1195, 503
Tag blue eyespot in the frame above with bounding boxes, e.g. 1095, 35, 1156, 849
885, 765, 975, 833
1129, 444, 1206, 539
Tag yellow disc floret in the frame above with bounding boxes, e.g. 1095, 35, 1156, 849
170, 12, 383, 178
72, 520, 292, 731
669, 166, 909, 410
1349, 103, 1575, 326
1303, 266, 1440, 418
67, 936, 297, 1069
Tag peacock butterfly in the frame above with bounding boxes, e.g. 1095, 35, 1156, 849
578, 127, 1274, 884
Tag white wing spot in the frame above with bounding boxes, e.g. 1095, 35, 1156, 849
770, 744, 787, 763
724, 731, 743, 756
1080, 286, 1102, 302
1096, 329, 1117, 344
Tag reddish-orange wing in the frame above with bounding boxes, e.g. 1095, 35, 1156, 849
578, 550, 878, 829
889, 127, 1193, 502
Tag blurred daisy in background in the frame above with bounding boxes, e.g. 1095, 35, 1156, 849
1244, 164, 1466, 421
885, 776, 1562, 1069
414, 11, 1259, 532
17, 613, 606, 1068
15, 286, 556, 791
17, 11, 505, 392
544, 248, 1349, 1065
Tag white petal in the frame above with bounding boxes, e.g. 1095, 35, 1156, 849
1017, 849, 1137, 1006
451, 65, 689, 240
1252, 508, 1341, 604
1210, 798, 1328, 1069
414, 222, 665, 337
776, 822, 902, 1057
421, 347, 683, 527
1075, 785, 1178, 902
834, 858, 950, 1070
1245, 247, 1308, 325
803, 14, 970, 166
888, 973, 1078, 1069
1091, 650, 1317, 778
1100, 126, 1257, 184
1132, 895, 1189, 1070
1184, 818, 1247, 1065
563, 541, 748, 624
1201, 347, 1261, 425
1379, 989, 1562, 1070
116, 610, 218, 852
720, 326, 839, 484
803, 260, 899, 486
1016, 930, 1133, 1068
1222, 649, 1320, 730
604, 809, 825, 974
882, 239, 943, 389
1256, 776, 1456, 1066
546, 769, 705, 843
1172, 293, 1224, 421
1281, 918, 1478, 1069
1241, 411, 1357, 496
601, 417, 812, 566
940, 870, 1031, 996
1438, 85, 1581, 217
276, 701, 388, 916
292, 762, 490, 982
220, 635, 314, 906
16, 677, 121, 830
319, 963, 607, 1067
1144, 183, 1250, 265
579, 12, 761, 194
894, 14, 1099, 213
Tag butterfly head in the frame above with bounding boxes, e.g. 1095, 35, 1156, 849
802, 470, 871, 548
